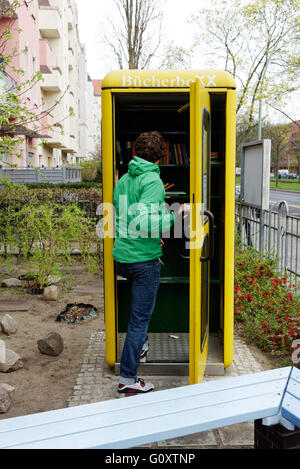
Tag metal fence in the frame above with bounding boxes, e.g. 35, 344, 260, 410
236, 201, 300, 278
0, 166, 82, 184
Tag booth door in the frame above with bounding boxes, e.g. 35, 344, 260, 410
189, 80, 212, 384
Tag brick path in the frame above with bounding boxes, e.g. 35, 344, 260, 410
67, 328, 273, 449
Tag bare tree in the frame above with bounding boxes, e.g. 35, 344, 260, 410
103, 0, 163, 69
190, 0, 300, 132
262, 122, 290, 186
159, 41, 193, 70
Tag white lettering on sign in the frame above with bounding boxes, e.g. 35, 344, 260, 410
0, 339, 5, 364
121, 74, 217, 88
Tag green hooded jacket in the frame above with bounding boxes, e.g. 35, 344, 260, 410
112, 156, 175, 263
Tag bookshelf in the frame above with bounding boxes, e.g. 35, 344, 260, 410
114, 91, 227, 336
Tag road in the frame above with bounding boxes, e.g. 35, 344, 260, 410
269, 189, 300, 218
236, 186, 300, 217
236, 187, 300, 276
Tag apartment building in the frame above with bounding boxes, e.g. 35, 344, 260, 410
0, 0, 101, 168
91, 79, 102, 156
0, 0, 43, 168
39, 0, 82, 166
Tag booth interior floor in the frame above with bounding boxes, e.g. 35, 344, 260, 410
116, 333, 224, 376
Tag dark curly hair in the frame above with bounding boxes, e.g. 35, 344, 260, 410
134, 131, 166, 163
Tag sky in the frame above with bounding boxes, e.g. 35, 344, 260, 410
75, 0, 299, 122
75, 0, 210, 79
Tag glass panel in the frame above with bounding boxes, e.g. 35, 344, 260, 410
201, 235, 209, 352
202, 109, 210, 214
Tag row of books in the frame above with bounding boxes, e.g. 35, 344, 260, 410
116, 139, 190, 166
161, 141, 189, 165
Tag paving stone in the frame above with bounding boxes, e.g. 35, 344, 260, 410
218, 421, 254, 446
0, 300, 34, 312
72, 285, 102, 295
158, 431, 218, 447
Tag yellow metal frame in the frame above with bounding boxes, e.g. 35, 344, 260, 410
102, 70, 236, 376
102, 89, 116, 367
189, 80, 211, 384
224, 90, 236, 368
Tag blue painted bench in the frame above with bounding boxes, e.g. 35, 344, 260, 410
0, 366, 299, 449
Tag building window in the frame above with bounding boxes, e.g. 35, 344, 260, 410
28, 150, 35, 167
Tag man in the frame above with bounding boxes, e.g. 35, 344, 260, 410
113, 131, 177, 397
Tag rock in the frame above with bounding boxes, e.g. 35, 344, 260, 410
0, 349, 23, 373
0, 383, 15, 397
37, 332, 63, 357
0, 389, 11, 413
47, 275, 61, 285
1, 278, 22, 288
0, 314, 18, 335
43, 285, 58, 301
0, 268, 10, 275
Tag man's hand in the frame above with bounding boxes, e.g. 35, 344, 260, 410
160, 239, 164, 247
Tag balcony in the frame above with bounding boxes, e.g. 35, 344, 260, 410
40, 69, 63, 92
39, 8, 61, 38
39, 39, 53, 73
40, 112, 54, 139
68, 49, 75, 70
46, 127, 65, 148
67, 4, 74, 30
68, 90, 77, 110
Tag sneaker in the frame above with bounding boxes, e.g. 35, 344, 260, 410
140, 343, 149, 363
117, 378, 154, 397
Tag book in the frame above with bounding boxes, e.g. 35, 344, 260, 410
119, 138, 190, 166
176, 143, 183, 165
182, 143, 189, 164
211, 152, 219, 160
173, 144, 179, 164
165, 141, 170, 165
131, 141, 136, 157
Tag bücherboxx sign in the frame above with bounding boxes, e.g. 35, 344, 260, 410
101, 69, 236, 89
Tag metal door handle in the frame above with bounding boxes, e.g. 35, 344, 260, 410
200, 210, 215, 262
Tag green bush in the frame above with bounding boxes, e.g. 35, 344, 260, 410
0, 180, 101, 206
23, 181, 102, 189
80, 158, 102, 182
13, 202, 101, 288
0, 179, 103, 275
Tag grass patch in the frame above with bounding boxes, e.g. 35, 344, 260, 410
270, 179, 300, 191
236, 176, 300, 191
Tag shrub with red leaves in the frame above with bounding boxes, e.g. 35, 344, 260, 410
234, 244, 300, 360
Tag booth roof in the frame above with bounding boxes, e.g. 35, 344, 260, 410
101, 69, 236, 90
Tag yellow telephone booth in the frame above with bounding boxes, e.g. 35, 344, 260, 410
102, 70, 236, 384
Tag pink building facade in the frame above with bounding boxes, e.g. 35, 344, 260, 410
1, 0, 102, 169
0, 1, 49, 167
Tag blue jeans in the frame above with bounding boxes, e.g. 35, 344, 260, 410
116, 259, 161, 384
